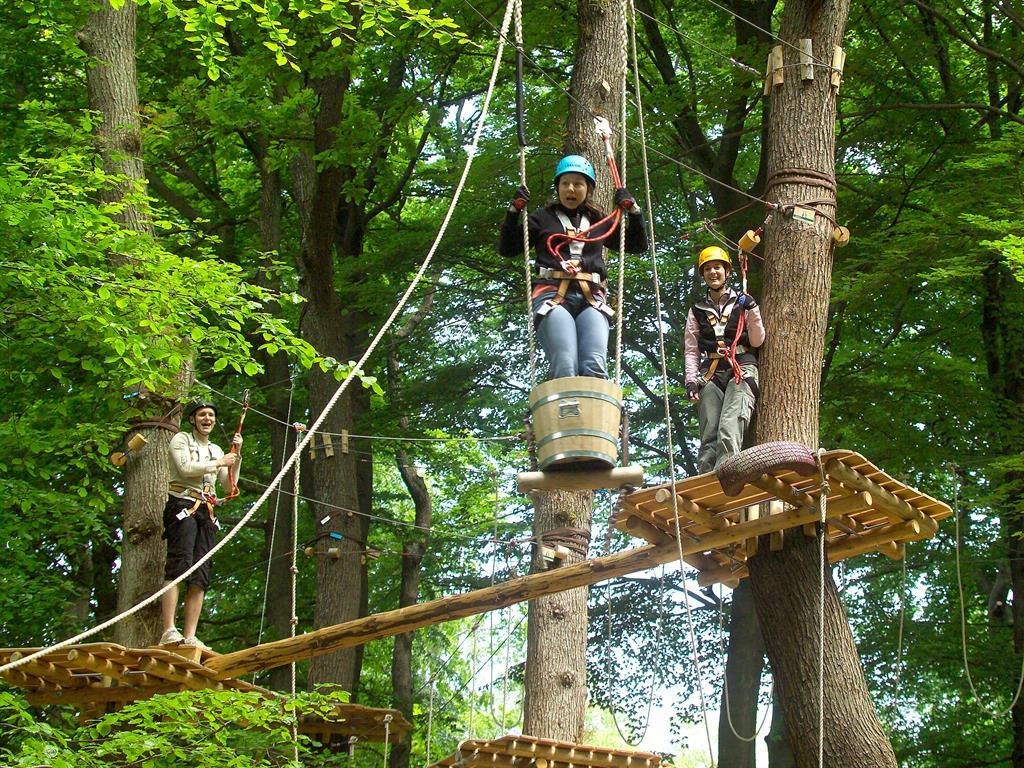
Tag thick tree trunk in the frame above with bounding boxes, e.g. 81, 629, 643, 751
290, 66, 370, 689
522, 0, 625, 740
523, 490, 593, 741
748, 1, 897, 765
77, 0, 179, 649
717, 580, 764, 768
389, 448, 432, 768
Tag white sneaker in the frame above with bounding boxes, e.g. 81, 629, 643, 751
159, 628, 184, 645
181, 636, 209, 651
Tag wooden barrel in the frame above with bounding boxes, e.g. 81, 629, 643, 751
529, 376, 622, 470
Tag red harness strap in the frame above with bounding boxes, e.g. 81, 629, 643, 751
222, 390, 250, 502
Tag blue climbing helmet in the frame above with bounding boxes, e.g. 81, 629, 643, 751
553, 155, 596, 187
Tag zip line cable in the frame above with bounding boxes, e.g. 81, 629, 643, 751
0, 0, 520, 677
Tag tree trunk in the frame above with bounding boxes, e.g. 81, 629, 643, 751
748, 1, 898, 765
717, 580, 764, 768
522, 0, 626, 740
289, 63, 370, 691
77, 0, 181, 649
389, 448, 432, 768
523, 490, 593, 741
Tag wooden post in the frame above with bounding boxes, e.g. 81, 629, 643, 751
799, 39, 814, 81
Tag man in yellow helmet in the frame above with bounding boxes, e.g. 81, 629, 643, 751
684, 246, 766, 472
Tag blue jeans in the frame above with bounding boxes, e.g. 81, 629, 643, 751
534, 289, 610, 379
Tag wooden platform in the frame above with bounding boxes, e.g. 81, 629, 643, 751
612, 450, 952, 586
0, 642, 268, 708
0, 641, 410, 742
299, 703, 408, 746
431, 734, 664, 768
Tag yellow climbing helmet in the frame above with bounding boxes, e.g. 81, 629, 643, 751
697, 245, 732, 272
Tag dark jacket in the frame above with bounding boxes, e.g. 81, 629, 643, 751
499, 202, 648, 286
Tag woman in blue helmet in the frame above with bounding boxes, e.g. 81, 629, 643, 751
498, 155, 647, 379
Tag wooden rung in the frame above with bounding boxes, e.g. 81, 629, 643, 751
826, 520, 920, 562
517, 465, 643, 493
751, 474, 817, 512
27, 684, 183, 707
137, 656, 219, 690
653, 489, 729, 530
9, 653, 85, 687
65, 649, 131, 683
743, 504, 760, 557
824, 460, 937, 533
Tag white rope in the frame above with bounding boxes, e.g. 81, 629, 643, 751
514, 0, 536, 391
467, 622, 478, 739
255, 378, 296, 672
612, 0, 629, 386
817, 461, 828, 768
953, 471, 1024, 716
383, 714, 393, 768
290, 445, 301, 764
717, 583, 771, 742
0, 0, 519, 677
891, 556, 906, 715
629, 0, 714, 757
424, 674, 435, 768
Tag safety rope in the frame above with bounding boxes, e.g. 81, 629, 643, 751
424, 674, 435, 768
255, 380, 296, 668
817, 459, 828, 768
383, 714, 393, 768
290, 441, 301, 764
467, 622, 478, 740
514, 0, 536, 391
613, 0, 629, 387
891, 556, 907, 715
953, 470, 1024, 716
716, 582, 772, 742
0, 0, 520, 677
629, 0, 715, 755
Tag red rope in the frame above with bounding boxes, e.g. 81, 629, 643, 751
721, 248, 752, 384
223, 390, 250, 502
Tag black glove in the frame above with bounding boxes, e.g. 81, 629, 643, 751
511, 185, 530, 212
614, 187, 636, 211
736, 292, 757, 310
685, 381, 701, 400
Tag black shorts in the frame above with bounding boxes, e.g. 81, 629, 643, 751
163, 496, 216, 591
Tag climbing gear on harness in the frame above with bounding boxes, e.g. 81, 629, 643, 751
554, 155, 596, 186
736, 292, 756, 309
186, 401, 218, 420
698, 245, 731, 273
223, 389, 250, 502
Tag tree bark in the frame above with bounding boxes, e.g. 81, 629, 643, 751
522, 0, 626, 740
717, 580, 765, 768
748, 1, 898, 765
77, 0, 180, 648
523, 490, 594, 741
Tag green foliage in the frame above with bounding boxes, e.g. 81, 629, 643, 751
0, 688, 354, 767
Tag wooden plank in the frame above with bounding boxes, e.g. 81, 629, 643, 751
8, 653, 88, 688
26, 684, 183, 707
208, 491, 873, 680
